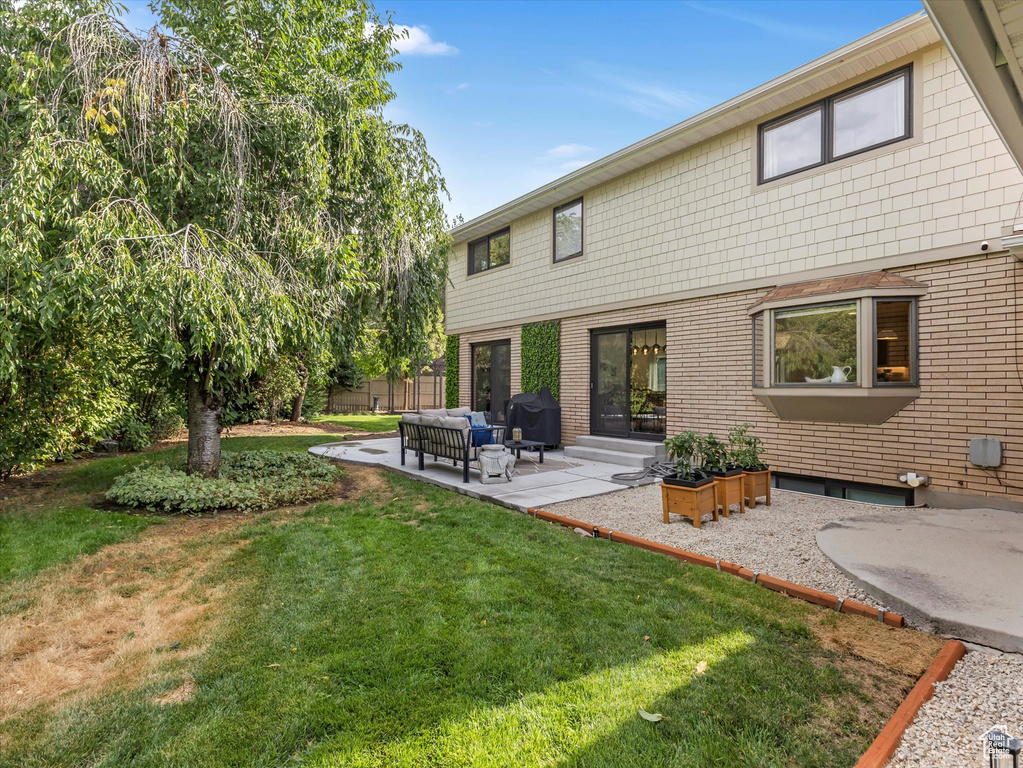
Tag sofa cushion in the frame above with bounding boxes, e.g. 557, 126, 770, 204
419, 408, 447, 418
445, 407, 471, 417
440, 416, 470, 436
401, 413, 422, 424
466, 411, 488, 427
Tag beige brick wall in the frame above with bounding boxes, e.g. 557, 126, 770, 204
554, 252, 1023, 505
457, 325, 521, 410
446, 44, 1023, 335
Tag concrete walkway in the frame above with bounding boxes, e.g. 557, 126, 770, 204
817, 507, 1023, 652
309, 438, 646, 511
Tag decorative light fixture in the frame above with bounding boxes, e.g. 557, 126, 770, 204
632, 344, 638, 356
877, 329, 898, 341
652, 343, 660, 355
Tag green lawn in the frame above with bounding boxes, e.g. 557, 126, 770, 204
0, 439, 908, 767
313, 412, 401, 432
0, 507, 162, 584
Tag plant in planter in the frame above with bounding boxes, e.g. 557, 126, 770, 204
661, 431, 716, 528
727, 423, 771, 509
699, 432, 744, 516
727, 423, 768, 471
698, 433, 741, 477
663, 431, 711, 487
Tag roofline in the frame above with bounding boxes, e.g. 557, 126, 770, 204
448, 11, 932, 244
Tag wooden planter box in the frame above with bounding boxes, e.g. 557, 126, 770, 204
742, 469, 772, 509
712, 472, 746, 517
661, 481, 718, 528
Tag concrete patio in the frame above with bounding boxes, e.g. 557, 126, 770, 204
818, 507, 1023, 653
309, 437, 648, 510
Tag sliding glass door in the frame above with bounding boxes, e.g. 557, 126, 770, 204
472, 340, 511, 424
590, 324, 666, 439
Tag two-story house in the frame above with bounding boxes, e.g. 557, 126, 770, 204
444, 12, 1023, 510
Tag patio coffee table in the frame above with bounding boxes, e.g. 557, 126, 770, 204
504, 439, 544, 463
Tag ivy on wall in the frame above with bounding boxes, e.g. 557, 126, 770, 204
444, 334, 460, 408
520, 321, 561, 400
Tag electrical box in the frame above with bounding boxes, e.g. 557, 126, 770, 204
969, 437, 1002, 468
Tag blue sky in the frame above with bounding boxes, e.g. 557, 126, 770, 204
119, 0, 923, 223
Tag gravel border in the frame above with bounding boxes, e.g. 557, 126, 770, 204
887, 649, 1023, 767
548, 483, 890, 608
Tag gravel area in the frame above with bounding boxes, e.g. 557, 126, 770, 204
888, 649, 1023, 767
548, 483, 889, 608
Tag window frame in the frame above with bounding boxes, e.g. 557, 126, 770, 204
770, 299, 861, 388
467, 227, 511, 276
552, 197, 584, 263
873, 297, 918, 387
752, 312, 765, 388
757, 64, 912, 185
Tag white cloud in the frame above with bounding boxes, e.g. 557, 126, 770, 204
683, 1, 837, 42
546, 143, 595, 159
577, 63, 703, 120
391, 24, 458, 56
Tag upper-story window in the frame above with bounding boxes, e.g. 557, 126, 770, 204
468, 228, 510, 275
759, 65, 911, 184
553, 198, 583, 262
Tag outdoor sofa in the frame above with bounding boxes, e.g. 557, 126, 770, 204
399, 408, 506, 483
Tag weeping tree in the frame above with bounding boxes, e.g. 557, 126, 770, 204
1, 0, 448, 477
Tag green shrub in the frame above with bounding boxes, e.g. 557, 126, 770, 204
106, 451, 343, 514
444, 335, 459, 408
110, 393, 184, 452
521, 321, 560, 400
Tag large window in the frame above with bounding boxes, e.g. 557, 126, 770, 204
553, 198, 583, 262
758, 66, 911, 183
756, 296, 919, 389
773, 303, 858, 385
468, 228, 510, 275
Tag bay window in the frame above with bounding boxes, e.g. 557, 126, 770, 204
750, 286, 922, 424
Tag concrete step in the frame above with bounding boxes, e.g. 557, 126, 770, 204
574, 434, 666, 458
562, 445, 656, 468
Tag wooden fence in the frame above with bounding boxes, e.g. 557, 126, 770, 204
326, 374, 446, 413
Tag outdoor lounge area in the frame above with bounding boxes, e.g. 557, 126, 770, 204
309, 437, 640, 510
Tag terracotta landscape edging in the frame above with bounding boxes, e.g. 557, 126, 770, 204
854, 639, 967, 767
525, 507, 905, 627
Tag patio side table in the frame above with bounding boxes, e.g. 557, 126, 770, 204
503, 439, 544, 463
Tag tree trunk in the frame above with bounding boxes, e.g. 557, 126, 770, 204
290, 361, 309, 422
187, 378, 222, 478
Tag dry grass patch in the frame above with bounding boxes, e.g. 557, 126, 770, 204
0, 514, 250, 716
808, 607, 945, 677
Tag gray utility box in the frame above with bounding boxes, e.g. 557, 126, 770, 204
969, 437, 1002, 468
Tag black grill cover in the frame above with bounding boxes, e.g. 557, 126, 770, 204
505, 387, 561, 447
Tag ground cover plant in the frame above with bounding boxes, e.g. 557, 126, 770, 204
0, 438, 942, 768
106, 451, 344, 513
